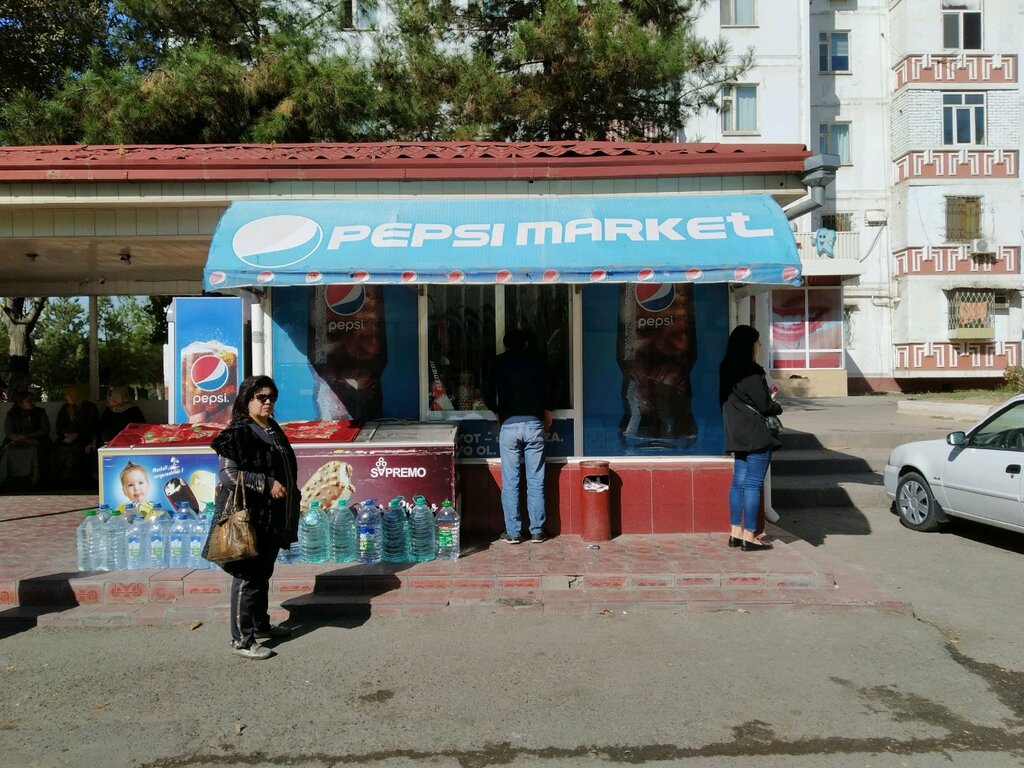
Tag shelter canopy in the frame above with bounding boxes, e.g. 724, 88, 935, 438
204, 195, 801, 289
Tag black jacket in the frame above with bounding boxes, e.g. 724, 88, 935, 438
210, 417, 299, 547
482, 350, 556, 423
721, 365, 783, 453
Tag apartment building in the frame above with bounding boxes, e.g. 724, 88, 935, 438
690, 0, 1022, 395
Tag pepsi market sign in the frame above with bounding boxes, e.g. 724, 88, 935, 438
204, 195, 801, 288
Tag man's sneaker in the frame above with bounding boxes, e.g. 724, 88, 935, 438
498, 532, 522, 544
255, 624, 292, 639
232, 642, 273, 660
528, 532, 548, 543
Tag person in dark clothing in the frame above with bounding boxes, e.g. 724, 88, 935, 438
210, 375, 299, 660
0, 390, 50, 491
719, 325, 782, 552
92, 387, 146, 450
483, 328, 557, 544
51, 385, 99, 488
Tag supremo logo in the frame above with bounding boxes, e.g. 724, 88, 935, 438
325, 285, 366, 333
370, 456, 427, 479
230, 210, 776, 261
635, 284, 675, 328
190, 355, 230, 404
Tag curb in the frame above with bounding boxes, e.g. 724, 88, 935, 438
895, 400, 995, 422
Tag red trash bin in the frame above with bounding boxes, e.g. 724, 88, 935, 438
579, 460, 612, 541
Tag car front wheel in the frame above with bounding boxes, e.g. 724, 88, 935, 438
895, 471, 942, 532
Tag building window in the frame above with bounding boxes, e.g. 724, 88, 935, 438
721, 85, 757, 133
426, 285, 572, 415
721, 0, 756, 25
943, 10, 982, 49
818, 31, 850, 73
820, 213, 853, 232
818, 122, 851, 164
770, 287, 844, 370
341, 0, 379, 29
943, 93, 985, 145
948, 288, 994, 333
945, 196, 982, 242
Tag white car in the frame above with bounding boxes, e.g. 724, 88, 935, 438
884, 394, 1024, 534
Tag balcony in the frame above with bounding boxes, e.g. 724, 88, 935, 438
894, 245, 1020, 277
893, 53, 1017, 89
794, 231, 863, 277
893, 341, 1019, 377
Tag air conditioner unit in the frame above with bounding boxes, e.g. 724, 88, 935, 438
864, 209, 887, 226
970, 238, 993, 255
992, 294, 1011, 310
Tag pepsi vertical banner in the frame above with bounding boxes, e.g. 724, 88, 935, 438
172, 297, 245, 425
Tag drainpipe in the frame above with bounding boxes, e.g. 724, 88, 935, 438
783, 153, 841, 222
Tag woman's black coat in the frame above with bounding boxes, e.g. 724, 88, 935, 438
721, 364, 783, 453
210, 417, 300, 547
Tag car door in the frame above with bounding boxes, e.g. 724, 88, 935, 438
940, 400, 1024, 527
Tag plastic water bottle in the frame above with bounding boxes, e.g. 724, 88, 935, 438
150, 502, 167, 520
123, 501, 138, 523
148, 506, 171, 568
298, 500, 329, 563
178, 502, 196, 521
189, 508, 210, 569
382, 497, 411, 563
76, 509, 108, 572
97, 503, 111, 522
356, 500, 382, 564
330, 502, 358, 563
277, 540, 301, 564
201, 503, 218, 568
410, 495, 436, 563
105, 509, 128, 571
126, 515, 148, 569
168, 511, 191, 568
435, 500, 461, 560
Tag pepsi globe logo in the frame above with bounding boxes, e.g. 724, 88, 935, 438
734, 267, 752, 281
496, 270, 513, 283
634, 283, 676, 313
685, 268, 703, 281
401, 271, 418, 283
231, 215, 323, 269
209, 271, 226, 286
782, 266, 800, 282
190, 355, 230, 392
257, 271, 274, 284
543, 269, 559, 283
305, 271, 323, 284
353, 271, 370, 283
448, 270, 465, 283
590, 269, 607, 282
637, 268, 655, 282
325, 285, 366, 316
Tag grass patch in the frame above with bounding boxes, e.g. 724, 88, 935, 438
904, 388, 1013, 405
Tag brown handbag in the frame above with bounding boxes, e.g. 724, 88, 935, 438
203, 471, 258, 565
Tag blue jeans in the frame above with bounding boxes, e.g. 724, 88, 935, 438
498, 416, 547, 537
729, 449, 772, 532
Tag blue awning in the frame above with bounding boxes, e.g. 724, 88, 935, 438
204, 195, 800, 289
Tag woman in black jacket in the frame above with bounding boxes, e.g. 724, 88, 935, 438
211, 375, 299, 660
719, 325, 782, 552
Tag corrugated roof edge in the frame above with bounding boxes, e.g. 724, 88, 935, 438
0, 141, 810, 182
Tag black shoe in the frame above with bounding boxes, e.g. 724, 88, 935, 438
728, 536, 742, 548
740, 540, 774, 551
528, 532, 548, 543
498, 532, 522, 545
255, 624, 292, 639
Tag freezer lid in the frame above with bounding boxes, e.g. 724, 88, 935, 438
354, 421, 459, 445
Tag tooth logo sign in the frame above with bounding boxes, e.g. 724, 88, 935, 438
326, 285, 365, 316
634, 283, 675, 312
190, 355, 230, 392
231, 215, 323, 269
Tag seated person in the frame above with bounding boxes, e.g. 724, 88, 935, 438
0, 390, 50, 491
51, 384, 99, 489
91, 387, 146, 451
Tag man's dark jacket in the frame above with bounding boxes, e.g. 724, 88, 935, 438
483, 350, 556, 423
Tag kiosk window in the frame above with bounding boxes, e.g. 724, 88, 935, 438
426, 285, 572, 414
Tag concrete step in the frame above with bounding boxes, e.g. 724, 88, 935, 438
770, 473, 888, 510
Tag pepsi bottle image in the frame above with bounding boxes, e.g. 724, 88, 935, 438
309, 284, 388, 421
616, 283, 697, 451
180, 340, 237, 424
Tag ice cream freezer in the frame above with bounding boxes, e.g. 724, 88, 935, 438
97, 420, 457, 514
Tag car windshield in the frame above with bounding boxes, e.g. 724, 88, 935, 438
970, 401, 1024, 450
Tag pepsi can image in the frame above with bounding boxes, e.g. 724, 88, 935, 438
616, 283, 697, 450
180, 340, 238, 424
309, 284, 388, 421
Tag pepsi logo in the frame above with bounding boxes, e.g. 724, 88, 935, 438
782, 266, 800, 281
685, 268, 703, 281
325, 285, 366, 316
448, 270, 465, 283
208, 271, 226, 286
190, 355, 230, 392
543, 269, 559, 283
231, 215, 323, 269
734, 267, 752, 281
590, 269, 607, 282
634, 283, 675, 312
353, 271, 370, 283
637, 268, 655, 282
305, 271, 323, 284
257, 271, 274, 284
496, 270, 513, 283
401, 271, 418, 283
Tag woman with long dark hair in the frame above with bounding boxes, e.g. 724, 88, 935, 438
719, 325, 782, 551
210, 375, 299, 659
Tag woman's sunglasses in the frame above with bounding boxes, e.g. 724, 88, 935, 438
253, 393, 278, 404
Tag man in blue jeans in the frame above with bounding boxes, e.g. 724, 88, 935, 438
483, 329, 557, 543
